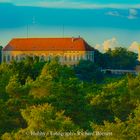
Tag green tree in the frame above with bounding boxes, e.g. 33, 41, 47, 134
104, 47, 138, 70
2, 103, 79, 140
0, 63, 12, 100
74, 60, 104, 82
9, 56, 45, 84
0, 46, 2, 63
94, 49, 107, 68
89, 77, 136, 123
6, 75, 22, 98
92, 104, 140, 140
0, 100, 9, 136
30, 60, 92, 129
39, 58, 75, 81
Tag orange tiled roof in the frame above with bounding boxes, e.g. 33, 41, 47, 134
3, 38, 94, 51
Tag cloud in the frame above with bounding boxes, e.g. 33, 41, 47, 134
22, 3, 140, 9
103, 38, 118, 52
95, 38, 118, 52
106, 11, 120, 17
95, 44, 102, 51
1, 0, 140, 9
128, 9, 138, 19
128, 41, 139, 53
0, 0, 11, 2
128, 41, 140, 64
106, 8, 139, 20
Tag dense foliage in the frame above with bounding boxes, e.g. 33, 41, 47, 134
0, 46, 2, 63
0, 53, 140, 139
94, 47, 138, 69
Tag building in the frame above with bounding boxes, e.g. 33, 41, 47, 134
101, 69, 138, 75
2, 37, 94, 65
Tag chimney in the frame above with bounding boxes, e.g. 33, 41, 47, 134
72, 37, 74, 42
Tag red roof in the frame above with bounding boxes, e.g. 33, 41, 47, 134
3, 38, 94, 51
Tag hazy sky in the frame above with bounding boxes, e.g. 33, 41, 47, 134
0, 0, 140, 51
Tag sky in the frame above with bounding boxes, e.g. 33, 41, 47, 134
0, 0, 140, 52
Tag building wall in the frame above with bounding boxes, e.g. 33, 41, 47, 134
2, 50, 94, 65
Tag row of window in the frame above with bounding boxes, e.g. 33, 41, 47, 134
3, 54, 94, 62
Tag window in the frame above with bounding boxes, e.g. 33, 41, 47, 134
64, 56, 67, 61
11, 56, 14, 60
75, 56, 78, 61
3, 55, 6, 62
7, 55, 10, 62
71, 55, 74, 61
16, 56, 18, 61
73, 55, 75, 61
69, 56, 71, 61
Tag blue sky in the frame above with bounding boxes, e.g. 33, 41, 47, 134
0, 0, 140, 51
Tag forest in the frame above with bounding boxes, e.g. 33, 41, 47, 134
0, 47, 140, 140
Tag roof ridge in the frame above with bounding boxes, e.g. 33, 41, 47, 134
11, 37, 82, 39
3, 37, 94, 51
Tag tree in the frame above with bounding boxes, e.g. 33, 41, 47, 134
92, 104, 140, 140
0, 100, 9, 136
2, 103, 79, 140
127, 74, 140, 105
29, 59, 75, 99
74, 60, 104, 82
1, 54, 140, 140
0, 63, 12, 100
29, 60, 90, 129
0, 46, 2, 63
103, 47, 138, 70
39, 58, 75, 82
9, 57, 45, 84
94, 49, 107, 68
6, 75, 22, 98
89, 77, 136, 123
